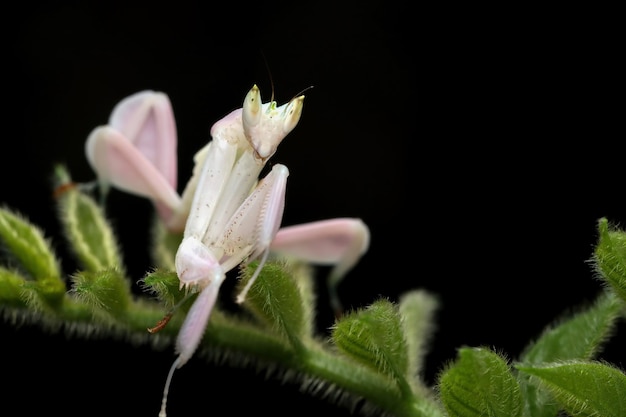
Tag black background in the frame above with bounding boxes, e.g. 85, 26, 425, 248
2, 2, 624, 416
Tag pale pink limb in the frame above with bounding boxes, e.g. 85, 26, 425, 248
85, 91, 181, 227
108, 90, 178, 189
85, 126, 181, 223
175, 274, 223, 365
270, 218, 370, 315
159, 276, 222, 417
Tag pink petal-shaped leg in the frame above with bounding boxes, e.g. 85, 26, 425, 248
159, 276, 222, 417
85, 91, 180, 226
270, 218, 370, 316
85, 126, 181, 221
175, 275, 223, 365
108, 90, 178, 189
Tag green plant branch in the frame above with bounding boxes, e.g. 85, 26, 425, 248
1, 165, 625, 417
1, 283, 440, 417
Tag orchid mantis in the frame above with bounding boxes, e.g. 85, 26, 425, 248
85, 85, 370, 416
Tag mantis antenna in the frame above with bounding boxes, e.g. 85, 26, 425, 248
259, 50, 276, 103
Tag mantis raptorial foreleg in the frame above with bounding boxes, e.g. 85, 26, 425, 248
84, 85, 371, 417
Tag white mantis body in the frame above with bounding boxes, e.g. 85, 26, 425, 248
85, 85, 370, 417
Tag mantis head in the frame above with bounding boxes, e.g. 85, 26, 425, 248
241, 84, 305, 161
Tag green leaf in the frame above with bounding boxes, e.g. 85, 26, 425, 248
593, 218, 626, 302
438, 347, 522, 417
398, 290, 438, 381
0, 267, 29, 307
520, 291, 622, 365
140, 268, 183, 308
0, 206, 62, 282
70, 267, 132, 321
517, 290, 623, 417
284, 259, 316, 338
239, 260, 310, 349
0, 206, 65, 309
54, 165, 124, 273
517, 361, 626, 417
332, 298, 412, 396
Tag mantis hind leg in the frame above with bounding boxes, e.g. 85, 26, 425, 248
269, 218, 370, 317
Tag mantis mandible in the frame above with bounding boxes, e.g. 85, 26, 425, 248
85, 85, 370, 416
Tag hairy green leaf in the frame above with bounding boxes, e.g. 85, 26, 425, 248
54, 165, 123, 273
398, 290, 438, 382
71, 267, 132, 321
438, 347, 522, 417
0, 267, 29, 307
517, 291, 623, 417
517, 361, 626, 417
593, 218, 626, 302
141, 268, 183, 308
332, 298, 412, 395
0, 207, 61, 282
521, 291, 622, 364
239, 260, 310, 349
